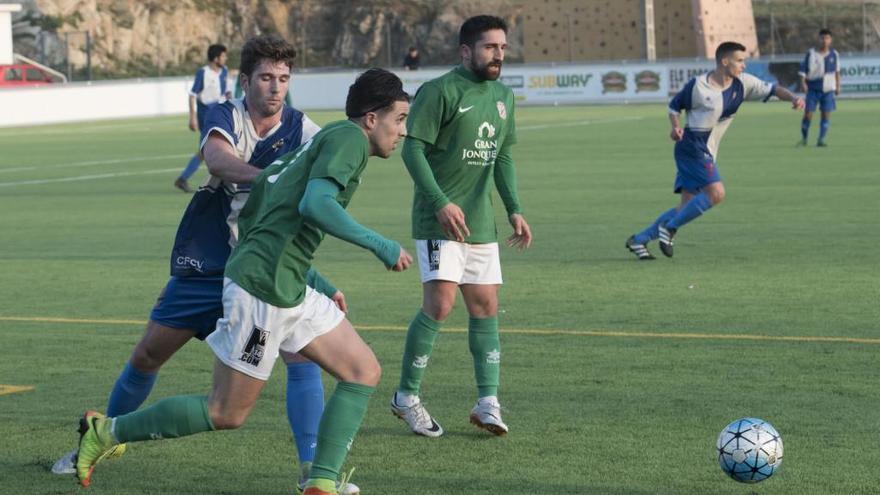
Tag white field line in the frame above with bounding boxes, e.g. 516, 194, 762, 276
518, 115, 643, 131
0, 120, 179, 138
0, 116, 644, 186
0, 167, 181, 187
0, 154, 191, 174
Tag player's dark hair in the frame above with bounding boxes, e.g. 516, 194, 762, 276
819, 28, 833, 37
459, 15, 507, 48
345, 68, 410, 118
239, 34, 297, 78
715, 41, 747, 64
207, 44, 226, 62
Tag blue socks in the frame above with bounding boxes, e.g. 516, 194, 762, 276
801, 118, 810, 141
286, 362, 324, 463
666, 192, 713, 231
819, 118, 829, 142
106, 362, 158, 417
179, 154, 202, 180
634, 208, 677, 244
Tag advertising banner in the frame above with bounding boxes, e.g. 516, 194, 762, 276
837, 56, 880, 94
3, 56, 880, 127
504, 65, 666, 105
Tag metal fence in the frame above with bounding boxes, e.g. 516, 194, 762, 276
755, 0, 880, 56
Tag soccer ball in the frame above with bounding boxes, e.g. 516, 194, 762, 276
716, 417, 783, 483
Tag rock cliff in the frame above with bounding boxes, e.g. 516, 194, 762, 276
12, 0, 523, 79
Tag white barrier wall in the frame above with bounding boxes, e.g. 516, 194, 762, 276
2, 56, 879, 128
0, 77, 193, 127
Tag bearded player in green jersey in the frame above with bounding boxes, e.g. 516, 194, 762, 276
74, 69, 412, 495
391, 15, 532, 438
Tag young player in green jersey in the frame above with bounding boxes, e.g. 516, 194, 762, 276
391, 15, 532, 438
74, 69, 412, 495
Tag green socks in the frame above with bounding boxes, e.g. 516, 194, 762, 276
308, 382, 376, 483
468, 316, 500, 398
399, 311, 501, 398
113, 394, 214, 443
397, 310, 441, 395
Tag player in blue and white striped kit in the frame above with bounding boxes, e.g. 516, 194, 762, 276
175, 44, 232, 193
56, 34, 358, 494
798, 29, 841, 147
626, 42, 804, 260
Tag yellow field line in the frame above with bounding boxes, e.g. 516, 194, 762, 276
1, 315, 878, 345
0, 385, 35, 396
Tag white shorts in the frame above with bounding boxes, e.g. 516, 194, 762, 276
415, 239, 503, 285
206, 278, 345, 380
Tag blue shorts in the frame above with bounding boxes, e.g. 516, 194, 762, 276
806, 89, 836, 113
673, 153, 721, 194
196, 107, 209, 138
149, 276, 224, 340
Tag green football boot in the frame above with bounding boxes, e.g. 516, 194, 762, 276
76, 411, 120, 487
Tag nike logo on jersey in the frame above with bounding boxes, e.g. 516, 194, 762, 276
458, 105, 474, 113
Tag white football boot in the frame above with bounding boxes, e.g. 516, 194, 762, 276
390, 392, 444, 437
51, 448, 78, 475
469, 396, 508, 436
296, 462, 360, 494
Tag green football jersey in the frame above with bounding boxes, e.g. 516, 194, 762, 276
406, 65, 517, 243
225, 120, 368, 307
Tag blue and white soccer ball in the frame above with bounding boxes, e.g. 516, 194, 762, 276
716, 417, 783, 483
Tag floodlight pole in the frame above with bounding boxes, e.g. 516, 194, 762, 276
64, 32, 71, 81
386, 21, 392, 68
769, 10, 775, 57
643, 0, 657, 61
567, 16, 573, 62
86, 30, 91, 81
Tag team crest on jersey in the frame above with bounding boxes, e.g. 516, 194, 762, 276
496, 101, 507, 120
240, 326, 269, 366
478, 122, 496, 138
271, 138, 285, 151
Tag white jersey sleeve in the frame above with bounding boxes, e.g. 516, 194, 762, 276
300, 114, 321, 144
741, 73, 775, 102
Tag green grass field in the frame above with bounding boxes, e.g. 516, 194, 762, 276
1, 100, 878, 495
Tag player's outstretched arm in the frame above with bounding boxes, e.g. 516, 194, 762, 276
403, 136, 470, 242
773, 86, 805, 110
202, 134, 264, 184
299, 178, 412, 271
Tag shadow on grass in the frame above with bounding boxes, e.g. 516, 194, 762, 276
353, 472, 660, 495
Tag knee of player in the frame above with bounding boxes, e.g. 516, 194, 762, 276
130, 343, 166, 372
470, 299, 498, 318
347, 358, 381, 387
360, 360, 382, 387
708, 187, 726, 205
423, 301, 454, 321
207, 404, 248, 430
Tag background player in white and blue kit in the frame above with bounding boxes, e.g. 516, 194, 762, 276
626, 42, 804, 260
798, 29, 840, 147
56, 34, 356, 493
174, 44, 232, 193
